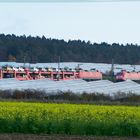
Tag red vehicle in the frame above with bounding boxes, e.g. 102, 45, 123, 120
78, 71, 102, 80
116, 70, 140, 81
0, 68, 103, 81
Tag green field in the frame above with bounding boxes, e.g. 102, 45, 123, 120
0, 102, 140, 136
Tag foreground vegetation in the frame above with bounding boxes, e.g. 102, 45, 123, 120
1, 90, 140, 105
0, 102, 140, 136
0, 134, 139, 140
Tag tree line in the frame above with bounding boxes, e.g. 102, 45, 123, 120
0, 34, 140, 64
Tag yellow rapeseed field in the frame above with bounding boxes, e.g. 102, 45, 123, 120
0, 102, 139, 136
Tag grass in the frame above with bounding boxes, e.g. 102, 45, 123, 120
0, 134, 139, 140
0, 102, 140, 136
1, 90, 140, 106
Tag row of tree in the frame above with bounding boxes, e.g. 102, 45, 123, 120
0, 34, 140, 64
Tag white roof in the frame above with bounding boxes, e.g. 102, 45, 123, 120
0, 62, 140, 74
0, 78, 140, 96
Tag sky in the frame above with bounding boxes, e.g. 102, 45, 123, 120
0, 1, 140, 44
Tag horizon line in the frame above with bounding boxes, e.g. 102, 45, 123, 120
0, 33, 139, 46
0, 0, 140, 2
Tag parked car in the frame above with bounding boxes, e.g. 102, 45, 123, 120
17, 67, 25, 72
30, 67, 39, 72
48, 68, 53, 72
38, 67, 46, 72
90, 68, 96, 71
2, 65, 13, 71
12, 67, 19, 71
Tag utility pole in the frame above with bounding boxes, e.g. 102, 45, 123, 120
132, 65, 136, 72
77, 63, 83, 71
23, 54, 26, 67
111, 58, 114, 77
57, 56, 60, 81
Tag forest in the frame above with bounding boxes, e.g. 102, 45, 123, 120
0, 34, 140, 64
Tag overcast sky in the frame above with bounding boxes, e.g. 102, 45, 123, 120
0, 2, 140, 44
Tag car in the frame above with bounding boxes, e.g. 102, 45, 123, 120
17, 67, 25, 72
38, 67, 46, 72
48, 68, 53, 72
2, 66, 8, 71
12, 67, 19, 71
30, 67, 39, 72
3, 66, 13, 71
90, 68, 96, 71
52, 68, 57, 71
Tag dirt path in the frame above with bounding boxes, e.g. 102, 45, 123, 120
0, 135, 139, 140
